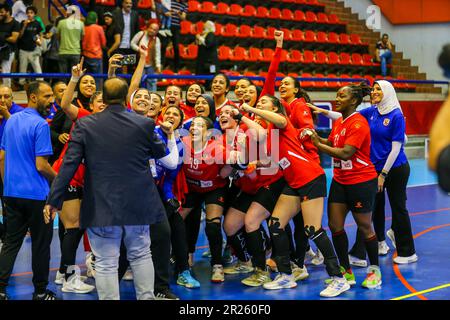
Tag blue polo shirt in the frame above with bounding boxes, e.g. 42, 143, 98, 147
359, 106, 408, 172
1, 108, 53, 200
0, 102, 24, 142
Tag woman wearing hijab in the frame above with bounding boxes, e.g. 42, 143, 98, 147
195, 20, 218, 80
309, 81, 418, 265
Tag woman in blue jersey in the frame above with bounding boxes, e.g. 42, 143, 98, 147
309, 80, 417, 265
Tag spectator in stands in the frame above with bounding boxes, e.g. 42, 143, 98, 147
168, 0, 187, 72
0, 3, 20, 87
375, 33, 393, 77
155, 0, 172, 37
195, 20, 218, 78
82, 11, 106, 88
113, 0, 139, 73
57, 5, 84, 74
41, 17, 63, 82
17, 5, 43, 86
46, 80, 66, 124
103, 11, 121, 58
0, 80, 57, 301
11, 0, 31, 23
131, 22, 161, 92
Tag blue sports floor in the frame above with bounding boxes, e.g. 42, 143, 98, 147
4, 159, 450, 300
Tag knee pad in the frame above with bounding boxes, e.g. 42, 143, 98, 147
305, 225, 324, 240
205, 218, 222, 244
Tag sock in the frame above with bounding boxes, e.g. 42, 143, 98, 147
285, 223, 297, 262
365, 235, 379, 266
293, 217, 308, 268
269, 218, 291, 275
186, 206, 202, 253
246, 229, 266, 270
332, 230, 351, 271
312, 228, 342, 277
227, 228, 249, 263
205, 219, 223, 266
61, 228, 84, 281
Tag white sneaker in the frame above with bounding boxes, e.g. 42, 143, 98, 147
211, 264, 225, 283
158, 29, 167, 37
311, 249, 324, 265
165, 29, 173, 37
349, 255, 368, 268
291, 262, 309, 281
386, 229, 396, 249
378, 241, 390, 255
305, 247, 316, 262
320, 277, 350, 297
263, 273, 297, 290
85, 252, 96, 278
223, 260, 254, 275
55, 271, 87, 285
123, 267, 133, 281
393, 254, 418, 264
62, 274, 95, 294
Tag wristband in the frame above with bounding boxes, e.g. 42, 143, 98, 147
70, 76, 80, 83
380, 171, 388, 178
233, 112, 243, 121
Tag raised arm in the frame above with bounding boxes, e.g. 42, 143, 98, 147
61, 58, 86, 121
126, 44, 148, 105
241, 104, 287, 129
232, 106, 267, 142
260, 30, 283, 98
307, 103, 342, 121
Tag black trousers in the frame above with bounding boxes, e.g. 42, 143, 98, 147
0, 197, 53, 294
170, 25, 181, 72
350, 162, 416, 258
118, 215, 171, 292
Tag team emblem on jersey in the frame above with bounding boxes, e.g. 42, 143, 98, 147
383, 118, 390, 126
278, 157, 291, 170
355, 202, 363, 209
340, 128, 346, 136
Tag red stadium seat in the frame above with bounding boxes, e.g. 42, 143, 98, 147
223, 23, 238, 37
303, 50, 315, 64
314, 73, 328, 88
192, 21, 204, 35
350, 34, 363, 45
281, 28, 293, 41
136, 0, 151, 9
185, 44, 198, 59
339, 33, 351, 44
315, 51, 328, 64
229, 4, 242, 16
317, 12, 329, 24
351, 53, 364, 65
339, 52, 351, 65
305, 0, 322, 5
362, 54, 375, 66
275, 72, 286, 86
198, 1, 214, 13
327, 52, 340, 65
288, 72, 299, 80
252, 26, 266, 39
248, 47, 262, 62
158, 69, 175, 87
238, 25, 252, 38
291, 29, 304, 42
316, 31, 328, 43
174, 69, 193, 86
214, 23, 223, 36
280, 49, 289, 62
180, 20, 192, 35
266, 27, 276, 40
340, 74, 352, 86
269, 8, 282, 20
328, 14, 341, 24
287, 50, 303, 63
214, 2, 229, 15
256, 6, 269, 18
300, 73, 315, 87
218, 46, 233, 60
179, 44, 188, 59
293, 10, 306, 22
305, 11, 318, 23
261, 48, 275, 62
188, 0, 200, 12
364, 75, 375, 86
241, 5, 256, 17
281, 9, 294, 20
328, 32, 340, 44
231, 46, 248, 61
77, 0, 90, 4
304, 30, 316, 43
165, 46, 174, 59
352, 74, 365, 84
327, 74, 341, 88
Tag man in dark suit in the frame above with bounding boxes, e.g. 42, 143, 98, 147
113, 0, 139, 73
44, 77, 168, 300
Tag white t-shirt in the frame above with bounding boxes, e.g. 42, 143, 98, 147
12, 1, 27, 23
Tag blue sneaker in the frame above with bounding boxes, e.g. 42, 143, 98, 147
177, 270, 200, 288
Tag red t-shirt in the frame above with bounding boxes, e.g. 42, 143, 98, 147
179, 102, 196, 121
328, 113, 377, 185
288, 98, 319, 163
52, 108, 91, 187
268, 117, 324, 189
182, 137, 228, 193
215, 99, 237, 117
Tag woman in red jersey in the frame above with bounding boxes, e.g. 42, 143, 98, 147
241, 95, 347, 297
308, 83, 381, 293
211, 73, 236, 115
180, 116, 233, 283
184, 83, 205, 120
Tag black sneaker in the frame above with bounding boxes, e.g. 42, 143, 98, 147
154, 288, 180, 300
0, 293, 8, 300
32, 290, 59, 300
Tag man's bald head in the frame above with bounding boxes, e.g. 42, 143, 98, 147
103, 77, 129, 106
